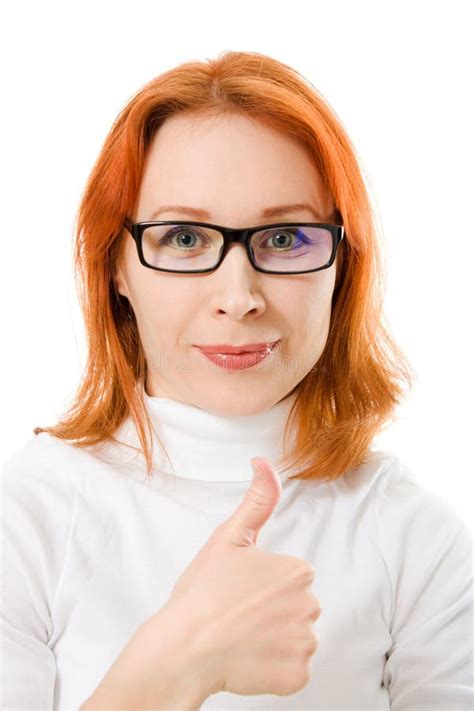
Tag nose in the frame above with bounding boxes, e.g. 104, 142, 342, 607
218, 242, 253, 270
208, 243, 266, 318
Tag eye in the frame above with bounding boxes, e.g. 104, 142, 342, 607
161, 226, 209, 249
259, 228, 312, 251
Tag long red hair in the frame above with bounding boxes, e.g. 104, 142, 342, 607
34, 50, 416, 482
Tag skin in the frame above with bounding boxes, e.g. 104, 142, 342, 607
114, 111, 337, 416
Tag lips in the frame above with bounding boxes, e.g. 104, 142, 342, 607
196, 340, 280, 355
196, 341, 280, 371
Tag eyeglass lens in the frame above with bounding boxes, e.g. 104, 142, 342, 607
141, 223, 334, 272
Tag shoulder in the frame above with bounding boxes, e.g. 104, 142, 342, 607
369, 449, 468, 536
352, 450, 473, 589
1, 434, 82, 645
337, 449, 472, 567
3, 422, 138, 477
1, 432, 78, 518
3, 430, 91, 465
343, 448, 468, 531
2, 431, 74, 481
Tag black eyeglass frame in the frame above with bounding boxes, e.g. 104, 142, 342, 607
122, 217, 345, 275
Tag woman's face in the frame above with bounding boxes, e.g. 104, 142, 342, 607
114, 111, 337, 416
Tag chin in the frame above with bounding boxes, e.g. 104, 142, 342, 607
196, 390, 278, 417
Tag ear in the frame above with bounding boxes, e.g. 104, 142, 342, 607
113, 263, 130, 299
113, 240, 131, 299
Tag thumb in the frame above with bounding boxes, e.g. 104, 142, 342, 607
223, 457, 282, 548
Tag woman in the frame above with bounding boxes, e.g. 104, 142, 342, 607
2, 51, 472, 710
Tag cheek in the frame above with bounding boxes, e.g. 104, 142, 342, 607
134, 281, 193, 338
288, 278, 334, 319
307, 286, 334, 317
308, 268, 337, 311
286, 277, 335, 343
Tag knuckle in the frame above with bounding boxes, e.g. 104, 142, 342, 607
305, 593, 322, 621
277, 637, 317, 696
307, 604, 322, 622
292, 560, 316, 582
279, 671, 311, 696
295, 667, 312, 692
243, 488, 272, 510
306, 635, 319, 656
208, 521, 225, 542
297, 632, 318, 658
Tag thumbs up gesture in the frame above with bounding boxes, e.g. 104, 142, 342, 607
164, 457, 322, 698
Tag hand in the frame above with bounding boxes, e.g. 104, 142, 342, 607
162, 456, 322, 698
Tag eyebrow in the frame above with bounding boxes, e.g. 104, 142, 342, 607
149, 202, 324, 222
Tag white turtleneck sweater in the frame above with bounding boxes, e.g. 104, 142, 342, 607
1, 389, 473, 710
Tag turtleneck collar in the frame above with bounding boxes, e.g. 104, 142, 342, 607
141, 387, 299, 484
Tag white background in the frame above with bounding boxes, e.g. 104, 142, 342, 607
1, 0, 473, 529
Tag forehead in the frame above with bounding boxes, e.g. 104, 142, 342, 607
137, 112, 334, 218
144, 112, 313, 174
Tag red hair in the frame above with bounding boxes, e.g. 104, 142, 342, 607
34, 50, 416, 482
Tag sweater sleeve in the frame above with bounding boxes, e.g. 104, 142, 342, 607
373, 460, 474, 710
1, 435, 76, 710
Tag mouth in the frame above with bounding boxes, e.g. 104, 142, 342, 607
194, 340, 281, 371
195, 340, 280, 355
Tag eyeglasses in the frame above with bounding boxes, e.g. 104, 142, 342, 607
122, 218, 344, 275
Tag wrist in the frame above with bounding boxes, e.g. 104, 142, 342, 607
82, 604, 217, 710
136, 602, 220, 705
